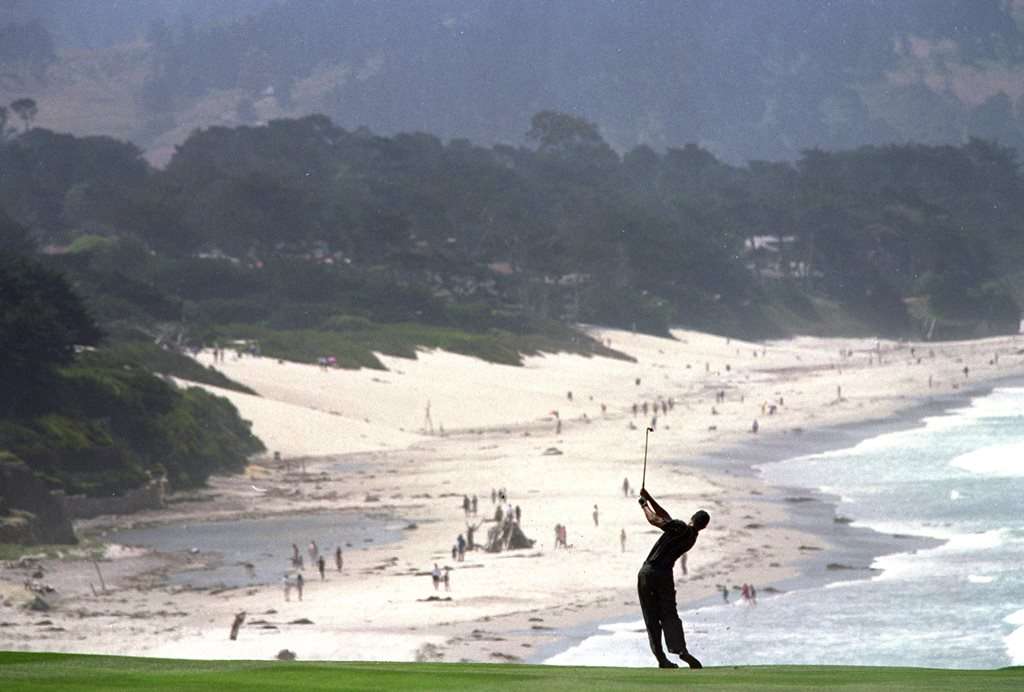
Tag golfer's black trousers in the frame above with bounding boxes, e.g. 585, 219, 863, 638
637, 564, 686, 661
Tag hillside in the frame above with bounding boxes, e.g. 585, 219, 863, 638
4, 1, 1024, 164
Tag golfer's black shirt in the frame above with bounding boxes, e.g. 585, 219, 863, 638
642, 519, 697, 572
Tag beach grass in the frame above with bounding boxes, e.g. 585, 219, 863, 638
0, 653, 1021, 691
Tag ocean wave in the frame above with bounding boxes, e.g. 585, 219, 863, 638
950, 440, 1024, 477
869, 528, 1016, 581
1005, 608, 1024, 665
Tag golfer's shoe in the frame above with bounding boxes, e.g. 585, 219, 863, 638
679, 652, 703, 669
657, 659, 679, 669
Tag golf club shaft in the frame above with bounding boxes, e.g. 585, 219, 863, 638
642, 428, 650, 489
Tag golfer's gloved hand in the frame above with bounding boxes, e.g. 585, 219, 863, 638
639, 488, 652, 500
638, 498, 648, 507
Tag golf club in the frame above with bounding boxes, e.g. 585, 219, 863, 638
641, 426, 653, 490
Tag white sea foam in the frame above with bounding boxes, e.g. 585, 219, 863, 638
1005, 609, 1024, 665
870, 528, 1011, 581
950, 441, 1024, 477
543, 621, 649, 667
967, 575, 994, 584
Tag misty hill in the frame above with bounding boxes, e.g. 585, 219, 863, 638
5, 1, 1024, 164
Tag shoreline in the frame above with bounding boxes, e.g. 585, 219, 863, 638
534, 376, 1023, 665
4, 328, 1024, 664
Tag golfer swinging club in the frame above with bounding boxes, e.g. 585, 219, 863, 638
637, 428, 709, 668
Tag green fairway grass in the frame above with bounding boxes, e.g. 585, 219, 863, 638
0, 653, 1021, 691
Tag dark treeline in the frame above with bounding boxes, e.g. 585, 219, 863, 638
1, 111, 1022, 340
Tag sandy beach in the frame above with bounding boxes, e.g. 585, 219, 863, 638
3, 327, 1023, 664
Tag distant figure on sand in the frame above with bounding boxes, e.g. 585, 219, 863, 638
623, 477, 631, 497
432, 563, 441, 591
283, 573, 292, 602
593, 504, 600, 527
637, 488, 709, 669
466, 521, 480, 550
317, 555, 326, 581
335, 547, 343, 573
295, 573, 304, 601
229, 611, 246, 641
620, 528, 627, 553
751, 419, 759, 434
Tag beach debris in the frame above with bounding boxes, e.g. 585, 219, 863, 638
484, 521, 535, 552
275, 649, 296, 661
489, 652, 521, 662
26, 595, 50, 612
403, 523, 418, 530
418, 595, 452, 602
542, 447, 563, 456
415, 643, 444, 662
364, 494, 380, 502
288, 618, 314, 625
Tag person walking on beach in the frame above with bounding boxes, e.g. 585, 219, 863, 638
471, 495, 478, 515
432, 563, 441, 591
620, 528, 627, 553
637, 487, 709, 669
466, 521, 480, 551
335, 547, 343, 573
295, 573, 304, 601
593, 504, 600, 527
283, 573, 292, 602
623, 477, 631, 497
317, 555, 326, 581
